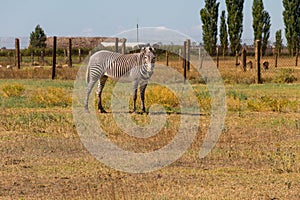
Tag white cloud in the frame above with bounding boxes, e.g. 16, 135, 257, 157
81, 28, 94, 36
155, 26, 168, 31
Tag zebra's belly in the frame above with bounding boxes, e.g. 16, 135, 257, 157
104, 72, 134, 82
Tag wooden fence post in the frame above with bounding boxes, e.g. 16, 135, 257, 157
255, 40, 262, 84
296, 50, 299, 67
122, 38, 126, 54
15, 38, 20, 69
235, 50, 239, 67
78, 48, 82, 63
8, 52, 12, 65
199, 47, 204, 69
216, 46, 219, 68
68, 38, 72, 67
166, 51, 169, 66
52, 36, 57, 80
64, 49, 67, 64
183, 41, 187, 83
115, 37, 119, 53
41, 50, 44, 66
241, 47, 247, 72
275, 52, 278, 68
31, 52, 34, 66
186, 39, 190, 71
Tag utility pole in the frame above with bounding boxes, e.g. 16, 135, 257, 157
136, 23, 139, 44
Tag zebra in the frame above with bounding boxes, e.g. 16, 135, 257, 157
84, 46, 156, 113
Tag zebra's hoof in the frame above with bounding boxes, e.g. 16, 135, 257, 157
99, 109, 107, 113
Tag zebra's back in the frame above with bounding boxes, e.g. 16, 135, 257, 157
89, 50, 140, 79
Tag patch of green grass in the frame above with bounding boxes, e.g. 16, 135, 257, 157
0, 80, 73, 108
246, 95, 298, 112
1, 78, 300, 199
1, 83, 25, 98
1, 109, 74, 135
31, 87, 72, 108
273, 68, 298, 83
267, 147, 299, 173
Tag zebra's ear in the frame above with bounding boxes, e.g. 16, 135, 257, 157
149, 47, 156, 54
140, 47, 146, 54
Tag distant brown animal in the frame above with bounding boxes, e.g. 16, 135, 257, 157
263, 61, 269, 70
246, 61, 253, 70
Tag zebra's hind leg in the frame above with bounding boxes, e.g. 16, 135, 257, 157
85, 79, 98, 112
140, 83, 148, 113
97, 75, 108, 113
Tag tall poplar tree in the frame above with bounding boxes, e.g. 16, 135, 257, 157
252, 0, 264, 41
219, 10, 228, 57
225, 0, 244, 54
252, 0, 271, 55
275, 29, 283, 55
262, 11, 271, 55
283, 0, 300, 56
200, 0, 220, 55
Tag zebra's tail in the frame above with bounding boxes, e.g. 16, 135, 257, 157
86, 64, 90, 84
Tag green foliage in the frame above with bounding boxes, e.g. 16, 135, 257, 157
273, 68, 298, 83
252, 0, 264, 41
267, 147, 299, 173
146, 85, 180, 112
262, 11, 271, 55
247, 95, 298, 112
252, 0, 271, 55
227, 90, 248, 101
200, 0, 219, 55
225, 0, 244, 54
2, 83, 25, 98
29, 24, 47, 50
1, 110, 73, 134
275, 30, 283, 55
31, 87, 71, 107
282, 0, 300, 56
219, 10, 229, 57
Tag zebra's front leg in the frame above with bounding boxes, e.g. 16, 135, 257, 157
132, 80, 138, 113
97, 76, 108, 113
140, 83, 148, 113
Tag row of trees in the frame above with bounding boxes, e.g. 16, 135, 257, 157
200, 0, 300, 56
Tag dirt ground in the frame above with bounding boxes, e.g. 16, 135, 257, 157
0, 61, 300, 199
0, 107, 299, 199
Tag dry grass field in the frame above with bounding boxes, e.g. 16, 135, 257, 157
0, 57, 300, 199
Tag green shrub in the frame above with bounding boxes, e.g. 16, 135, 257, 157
2, 83, 25, 98
31, 87, 71, 107
227, 90, 248, 101
247, 95, 298, 112
273, 68, 297, 83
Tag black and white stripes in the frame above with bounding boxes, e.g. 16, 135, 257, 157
84, 46, 156, 113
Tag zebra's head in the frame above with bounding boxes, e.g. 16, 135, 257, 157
141, 46, 156, 73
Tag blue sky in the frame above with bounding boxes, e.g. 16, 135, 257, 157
0, 0, 284, 44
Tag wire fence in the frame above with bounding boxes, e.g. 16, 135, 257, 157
0, 37, 299, 84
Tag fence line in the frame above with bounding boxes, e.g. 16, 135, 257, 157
1, 37, 300, 84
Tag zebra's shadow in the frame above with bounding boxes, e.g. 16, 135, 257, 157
97, 110, 206, 116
